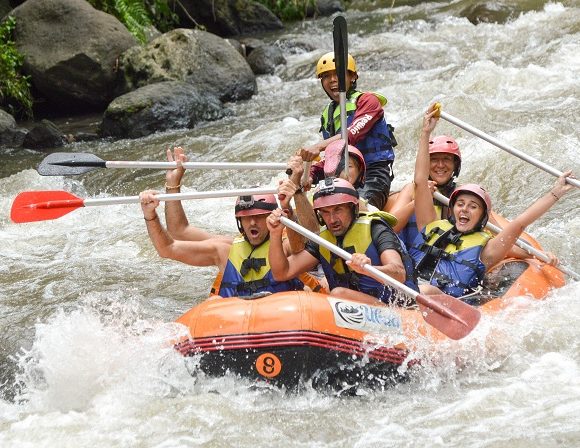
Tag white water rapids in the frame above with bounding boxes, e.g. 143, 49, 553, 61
1, 2, 579, 447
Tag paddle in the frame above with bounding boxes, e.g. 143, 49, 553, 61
279, 216, 481, 340
434, 105, 579, 188
37, 152, 287, 176
333, 15, 349, 178
11, 187, 278, 223
433, 192, 580, 280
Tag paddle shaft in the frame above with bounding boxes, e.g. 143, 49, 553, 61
102, 161, 287, 171
49, 188, 278, 209
440, 111, 580, 188
280, 216, 418, 298
433, 192, 579, 280
333, 15, 349, 177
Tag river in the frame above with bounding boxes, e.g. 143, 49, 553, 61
1, 1, 579, 446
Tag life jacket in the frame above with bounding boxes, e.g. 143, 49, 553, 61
318, 211, 417, 304
399, 204, 446, 250
219, 236, 304, 298
320, 90, 397, 164
409, 220, 491, 298
398, 183, 455, 249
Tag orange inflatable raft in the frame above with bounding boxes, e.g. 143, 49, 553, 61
174, 254, 564, 391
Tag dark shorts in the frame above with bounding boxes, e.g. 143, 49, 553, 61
357, 160, 394, 209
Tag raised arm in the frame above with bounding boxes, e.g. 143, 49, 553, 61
481, 171, 576, 268
278, 155, 320, 253
266, 208, 319, 281
414, 104, 440, 230
141, 190, 231, 269
164, 147, 226, 242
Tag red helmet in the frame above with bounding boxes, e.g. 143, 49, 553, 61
429, 135, 462, 177
323, 139, 366, 186
449, 183, 492, 230
234, 194, 277, 217
313, 177, 359, 210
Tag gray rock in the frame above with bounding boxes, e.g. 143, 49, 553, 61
22, 119, 66, 150
101, 81, 229, 139
173, 0, 283, 36
226, 38, 245, 57
246, 45, 286, 75
306, 0, 344, 17
0, 127, 27, 148
0, 109, 16, 131
460, 3, 515, 24
10, 0, 138, 110
120, 28, 257, 102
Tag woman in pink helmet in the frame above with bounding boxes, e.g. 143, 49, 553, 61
409, 104, 575, 298
389, 134, 462, 248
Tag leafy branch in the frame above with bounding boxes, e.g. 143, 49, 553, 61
0, 16, 33, 118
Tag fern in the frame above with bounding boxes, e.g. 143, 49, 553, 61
0, 16, 33, 118
87, 0, 178, 44
114, 0, 152, 43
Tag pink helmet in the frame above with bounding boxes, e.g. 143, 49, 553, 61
235, 194, 277, 217
313, 177, 359, 210
449, 183, 492, 230
323, 139, 366, 186
429, 135, 462, 177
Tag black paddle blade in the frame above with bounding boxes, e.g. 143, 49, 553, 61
37, 152, 106, 176
333, 15, 348, 93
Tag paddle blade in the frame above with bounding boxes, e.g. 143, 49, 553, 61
37, 152, 106, 176
416, 294, 481, 340
11, 191, 85, 223
332, 15, 348, 92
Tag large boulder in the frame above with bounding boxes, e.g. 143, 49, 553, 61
120, 28, 257, 102
100, 81, 229, 139
172, 0, 283, 36
10, 0, 138, 112
22, 119, 66, 150
246, 45, 286, 75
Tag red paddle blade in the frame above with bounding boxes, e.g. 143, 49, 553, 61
11, 191, 85, 223
416, 293, 481, 340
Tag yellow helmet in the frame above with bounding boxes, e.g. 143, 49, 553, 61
315, 52, 357, 78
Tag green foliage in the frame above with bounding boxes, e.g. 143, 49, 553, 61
0, 16, 33, 119
87, 0, 178, 43
254, 0, 317, 22
144, 0, 179, 33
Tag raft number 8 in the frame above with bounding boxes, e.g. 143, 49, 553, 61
255, 353, 282, 378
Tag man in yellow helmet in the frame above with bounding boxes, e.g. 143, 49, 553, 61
299, 52, 398, 210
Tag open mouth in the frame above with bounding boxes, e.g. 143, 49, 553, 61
457, 215, 470, 225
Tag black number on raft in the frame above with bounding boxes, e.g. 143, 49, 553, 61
263, 356, 276, 374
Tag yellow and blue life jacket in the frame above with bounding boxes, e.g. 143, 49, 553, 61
219, 236, 304, 298
409, 220, 491, 298
320, 90, 397, 164
399, 203, 448, 250
318, 212, 417, 303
